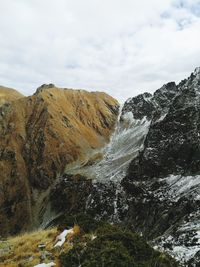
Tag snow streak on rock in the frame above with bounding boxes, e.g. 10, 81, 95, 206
153, 175, 200, 265
68, 109, 150, 183
156, 175, 200, 201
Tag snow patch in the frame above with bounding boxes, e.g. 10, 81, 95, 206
157, 174, 200, 201
153, 174, 200, 264
33, 262, 55, 267
155, 113, 167, 122
54, 228, 74, 247
155, 236, 200, 264
143, 94, 152, 102
91, 234, 97, 241
121, 111, 134, 124
171, 245, 200, 263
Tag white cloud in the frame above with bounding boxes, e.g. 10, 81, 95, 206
0, 0, 200, 102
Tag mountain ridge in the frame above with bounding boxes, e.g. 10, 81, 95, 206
1, 68, 200, 266
48, 67, 200, 266
0, 85, 119, 236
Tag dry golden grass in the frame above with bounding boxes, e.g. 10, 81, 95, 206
0, 225, 80, 267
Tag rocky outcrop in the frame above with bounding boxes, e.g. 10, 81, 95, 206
121, 81, 179, 121
122, 67, 200, 265
0, 85, 119, 236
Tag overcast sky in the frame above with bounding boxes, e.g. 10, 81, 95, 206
0, 0, 200, 102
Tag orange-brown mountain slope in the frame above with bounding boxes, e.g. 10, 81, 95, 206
0, 84, 119, 236
0, 86, 24, 106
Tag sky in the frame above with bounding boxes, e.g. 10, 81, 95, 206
0, 0, 200, 102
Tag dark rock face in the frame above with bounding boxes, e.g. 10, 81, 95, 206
50, 174, 128, 223
49, 67, 200, 266
122, 67, 200, 265
121, 81, 179, 121
124, 68, 200, 186
127, 88, 200, 180
50, 174, 93, 214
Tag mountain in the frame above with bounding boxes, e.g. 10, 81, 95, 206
1, 68, 200, 266
0, 84, 119, 236
49, 68, 200, 266
123, 67, 200, 266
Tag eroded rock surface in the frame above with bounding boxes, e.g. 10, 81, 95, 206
50, 68, 200, 266
122, 68, 200, 265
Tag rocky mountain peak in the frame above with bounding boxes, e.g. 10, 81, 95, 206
35, 83, 56, 94
193, 66, 200, 76
122, 67, 200, 125
122, 81, 180, 122
178, 67, 200, 91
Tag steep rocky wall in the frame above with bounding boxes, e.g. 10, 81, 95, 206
49, 68, 200, 266
122, 68, 200, 265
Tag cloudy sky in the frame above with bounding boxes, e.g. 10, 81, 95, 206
0, 0, 200, 102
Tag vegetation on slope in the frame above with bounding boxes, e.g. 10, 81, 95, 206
0, 215, 179, 267
59, 215, 179, 267
0, 228, 58, 267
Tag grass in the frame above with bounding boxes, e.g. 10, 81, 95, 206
0, 218, 178, 267
0, 225, 80, 267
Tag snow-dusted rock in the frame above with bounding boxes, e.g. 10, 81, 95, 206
123, 68, 200, 266
50, 67, 200, 266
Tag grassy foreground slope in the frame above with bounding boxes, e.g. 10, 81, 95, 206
0, 215, 179, 267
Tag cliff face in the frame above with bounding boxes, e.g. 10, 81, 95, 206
50, 68, 200, 266
0, 84, 119, 235
119, 68, 200, 266
122, 68, 200, 265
